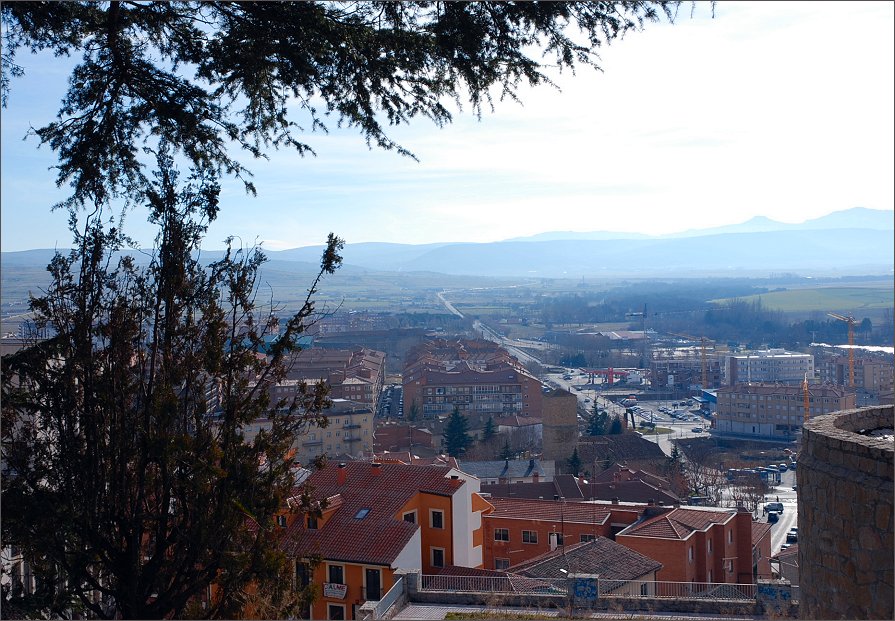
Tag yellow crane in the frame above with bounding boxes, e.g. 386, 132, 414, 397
827, 313, 858, 387
668, 332, 715, 388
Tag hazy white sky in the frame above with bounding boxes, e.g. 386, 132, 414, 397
2, 1, 893, 252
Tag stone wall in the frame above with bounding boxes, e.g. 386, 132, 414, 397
798, 405, 894, 620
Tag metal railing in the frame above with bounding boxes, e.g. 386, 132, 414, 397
369, 576, 404, 620
420, 575, 757, 602
599, 579, 756, 601
421, 574, 566, 595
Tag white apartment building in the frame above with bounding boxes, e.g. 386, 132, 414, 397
722, 349, 814, 386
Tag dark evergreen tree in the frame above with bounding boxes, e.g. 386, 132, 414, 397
443, 407, 472, 457
499, 437, 515, 461
567, 447, 583, 476
482, 416, 496, 443
609, 415, 624, 435
1, 148, 343, 619
587, 405, 609, 436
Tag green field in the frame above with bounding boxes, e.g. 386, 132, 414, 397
711, 284, 894, 315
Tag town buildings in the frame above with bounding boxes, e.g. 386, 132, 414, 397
281, 461, 493, 620
402, 339, 543, 419
285, 347, 386, 412
616, 505, 770, 584
721, 349, 814, 386
817, 352, 895, 397
458, 458, 552, 486
714, 383, 855, 439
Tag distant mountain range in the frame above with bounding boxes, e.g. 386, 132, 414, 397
3, 208, 893, 279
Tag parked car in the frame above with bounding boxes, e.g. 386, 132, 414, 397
765, 501, 784, 513
786, 528, 798, 543
767, 511, 780, 523
692, 427, 703, 433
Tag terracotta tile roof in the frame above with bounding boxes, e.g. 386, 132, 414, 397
282, 462, 463, 565
484, 497, 613, 526
775, 544, 799, 562
752, 521, 772, 546
619, 506, 735, 540
510, 538, 662, 581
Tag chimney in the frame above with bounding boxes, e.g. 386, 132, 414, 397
533, 471, 540, 483
648, 498, 655, 506
578, 474, 585, 486
371, 462, 382, 477
611, 497, 619, 505
337, 463, 347, 485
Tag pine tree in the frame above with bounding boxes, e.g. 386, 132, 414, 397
609, 415, 624, 435
499, 437, 515, 461
443, 407, 472, 457
483, 416, 496, 443
567, 447, 583, 476
587, 404, 609, 436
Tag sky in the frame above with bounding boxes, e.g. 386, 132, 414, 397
2, 1, 893, 252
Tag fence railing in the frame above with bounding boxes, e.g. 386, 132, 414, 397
600, 579, 756, 601
369, 576, 404, 620
421, 574, 566, 596
420, 575, 757, 602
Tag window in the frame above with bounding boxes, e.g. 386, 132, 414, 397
728, 529, 733, 544
430, 509, 444, 529
727, 559, 734, 572
307, 515, 319, 530
580, 534, 596, 543
277, 515, 287, 528
549, 532, 564, 546
707, 539, 712, 554
402, 511, 416, 524
431, 547, 445, 568
495, 558, 510, 570
354, 508, 371, 520
522, 530, 538, 544
494, 528, 509, 542
327, 603, 345, 620
328, 564, 344, 585
296, 562, 311, 588
688, 546, 694, 562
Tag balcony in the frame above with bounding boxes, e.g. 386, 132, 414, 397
302, 439, 323, 447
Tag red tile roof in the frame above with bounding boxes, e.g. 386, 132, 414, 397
485, 497, 613, 526
752, 521, 772, 546
620, 506, 736, 540
283, 462, 463, 565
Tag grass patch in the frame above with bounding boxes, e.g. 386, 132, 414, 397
710, 286, 893, 314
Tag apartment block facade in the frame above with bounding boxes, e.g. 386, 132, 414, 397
286, 347, 386, 411
818, 354, 895, 394
714, 383, 855, 439
616, 506, 770, 584
722, 349, 814, 386
403, 339, 542, 419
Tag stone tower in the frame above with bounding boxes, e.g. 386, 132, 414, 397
541, 388, 579, 470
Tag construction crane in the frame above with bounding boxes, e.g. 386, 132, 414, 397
667, 332, 715, 389
625, 304, 648, 367
827, 313, 858, 387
